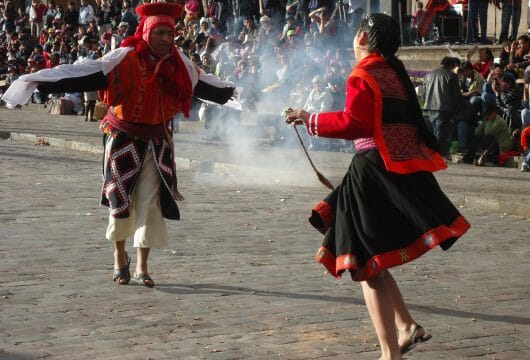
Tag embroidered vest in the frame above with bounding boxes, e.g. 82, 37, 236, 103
99, 51, 179, 125
351, 59, 447, 174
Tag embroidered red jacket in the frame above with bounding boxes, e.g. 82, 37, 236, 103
305, 53, 447, 174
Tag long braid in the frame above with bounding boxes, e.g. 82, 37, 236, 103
358, 14, 440, 152
386, 55, 440, 152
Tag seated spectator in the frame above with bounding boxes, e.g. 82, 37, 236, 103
468, 104, 515, 166
466, 46, 493, 78
303, 74, 334, 150
481, 82, 496, 110
110, 21, 128, 50
507, 35, 530, 76
278, 29, 300, 55
39, 28, 49, 46
459, 61, 484, 103
238, 16, 257, 42
27, 44, 46, 71
46, 52, 59, 68
18, 42, 32, 64
499, 40, 511, 69
86, 20, 99, 40
486, 63, 503, 86
279, 16, 297, 42
198, 17, 211, 37
58, 42, 72, 64
493, 71, 523, 131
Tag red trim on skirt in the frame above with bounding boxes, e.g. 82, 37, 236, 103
310, 201, 334, 233
314, 215, 470, 281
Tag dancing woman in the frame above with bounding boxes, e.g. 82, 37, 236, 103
286, 13, 470, 360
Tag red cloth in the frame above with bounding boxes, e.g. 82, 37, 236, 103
305, 53, 446, 174
521, 126, 530, 151
120, 2, 192, 117
418, 0, 450, 37
305, 76, 373, 139
498, 150, 521, 166
473, 60, 493, 78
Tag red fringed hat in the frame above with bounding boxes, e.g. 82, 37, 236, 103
135, 2, 183, 19
135, 2, 184, 44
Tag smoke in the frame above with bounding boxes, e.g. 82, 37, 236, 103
190, 23, 354, 187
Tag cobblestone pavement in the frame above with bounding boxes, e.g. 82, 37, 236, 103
1, 141, 529, 360
1, 106, 530, 220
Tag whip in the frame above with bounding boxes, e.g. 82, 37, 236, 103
283, 108, 334, 191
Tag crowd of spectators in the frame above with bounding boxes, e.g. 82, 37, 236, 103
0, 0, 355, 143
0, 0, 528, 168
420, 35, 530, 171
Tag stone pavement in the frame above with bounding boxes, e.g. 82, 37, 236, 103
0, 106, 530, 360
1, 105, 529, 220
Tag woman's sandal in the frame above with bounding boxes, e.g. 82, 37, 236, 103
113, 252, 131, 285
399, 325, 432, 354
133, 272, 155, 288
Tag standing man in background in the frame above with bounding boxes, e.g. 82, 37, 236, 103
78, 0, 94, 30
259, 0, 286, 30
499, 0, 522, 42
423, 56, 463, 157
348, 0, 365, 37
467, 0, 491, 44
28, 0, 46, 39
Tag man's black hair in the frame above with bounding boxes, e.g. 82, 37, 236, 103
461, 61, 474, 70
441, 56, 460, 68
484, 103, 498, 116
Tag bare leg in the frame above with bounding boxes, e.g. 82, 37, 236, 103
113, 239, 128, 284
84, 101, 89, 121
381, 271, 425, 347
135, 247, 154, 287
361, 271, 402, 360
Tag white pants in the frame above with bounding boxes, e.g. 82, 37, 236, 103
105, 142, 169, 248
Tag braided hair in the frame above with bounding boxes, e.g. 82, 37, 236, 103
358, 13, 440, 152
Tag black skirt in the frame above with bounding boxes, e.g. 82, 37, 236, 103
310, 149, 470, 282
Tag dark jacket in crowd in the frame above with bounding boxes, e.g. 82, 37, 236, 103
423, 65, 463, 114
233, 0, 259, 18
64, 9, 79, 27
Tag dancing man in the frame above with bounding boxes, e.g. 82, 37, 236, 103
286, 13, 470, 360
2, 2, 235, 288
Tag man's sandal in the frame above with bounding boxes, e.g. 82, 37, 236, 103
113, 252, 131, 285
133, 272, 155, 288
399, 325, 432, 354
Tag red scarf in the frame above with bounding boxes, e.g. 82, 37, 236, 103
121, 20, 193, 117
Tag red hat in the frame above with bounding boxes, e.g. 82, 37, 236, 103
135, 2, 183, 44
135, 2, 183, 19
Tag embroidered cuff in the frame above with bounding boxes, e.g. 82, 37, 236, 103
306, 113, 319, 137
